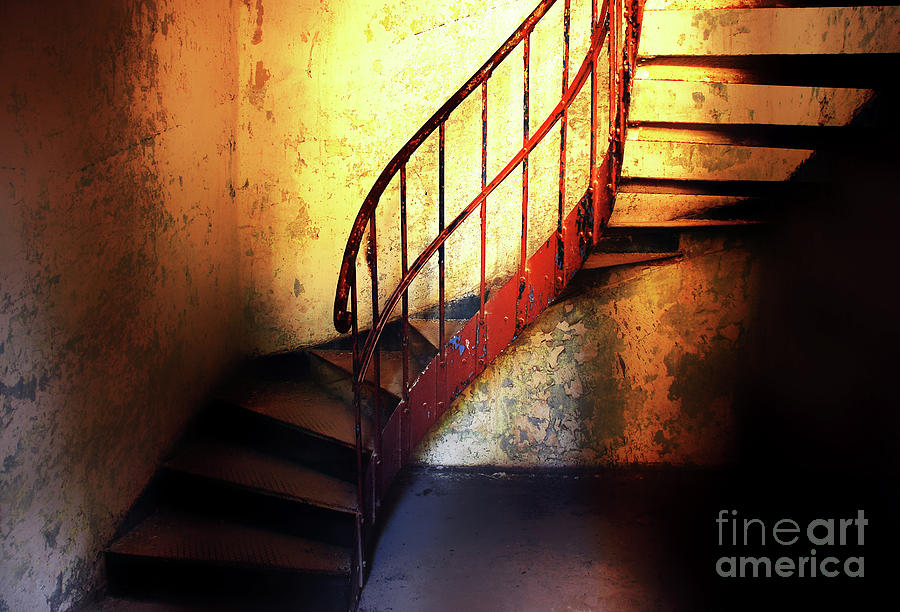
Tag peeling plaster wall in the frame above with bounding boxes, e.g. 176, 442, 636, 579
235, 0, 600, 351
417, 233, 760, 466
0, 2, 241, 610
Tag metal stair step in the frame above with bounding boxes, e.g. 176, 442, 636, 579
622, 139, 813, 182
310, 349, 405, 401
608, 218, 764, 228
610, 192, 760, 227
164, 440, 357, 514
630, 79, 872, 126
638, 6, 900, 57
314, 318, 437, 369
108, 512, 351, 575
644, 0, 900, 11
617, 177, 820, 196
408, 318, 469, 351
216, 376, 372, 452
583, 252, 681, 269
634, 54, 899, 88
625, 123, 868, 150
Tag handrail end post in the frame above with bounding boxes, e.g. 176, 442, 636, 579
335, 308, 352, 334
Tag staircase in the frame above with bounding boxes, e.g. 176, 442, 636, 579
103, 325, 441, 610
102, 1, 898, 610
612, 0, 895, 226
588, 0, 897, 284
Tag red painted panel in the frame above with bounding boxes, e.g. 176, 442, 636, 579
593, 155, 613, 246
522, 238, 557, 328
408, 359, 437, 450
443, 315, 480, 405
484, 275, 518, 365
357, 2, 625, 526
563, 194, 591, 283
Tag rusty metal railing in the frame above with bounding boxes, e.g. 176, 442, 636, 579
333, 0, 643, 592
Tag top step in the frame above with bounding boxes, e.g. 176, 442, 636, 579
644, 0, 900, 9
638, 6, 900, 56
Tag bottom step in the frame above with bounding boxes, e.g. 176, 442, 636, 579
107, 513, 351, 610
109, 512, 350, 573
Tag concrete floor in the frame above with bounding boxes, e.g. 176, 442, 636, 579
359, 468, 705, 612
359, 467, 890, 612
92, 466, 891, 611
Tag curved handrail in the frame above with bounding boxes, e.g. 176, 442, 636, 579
333, 0, 560, 334
353, 14, 609, 386
331, 0, 638, 596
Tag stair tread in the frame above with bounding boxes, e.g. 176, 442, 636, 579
93, 597, 197, 611
625, 123, 861, 150
630, 80, 871, 127
164, 440, 357, 514
409, 318, 469, 351
618, 177, 818, 196
310, 349, 404, 400
622, 140, 813, 182
216, 377, 373, 451
635, 54, 900, 88
108, 512, 351, 575
610, 192, 764, 226
643, 0, 900, 8
638, 6, 900, 57
643, 0, 862, 8
608, 219, 764, 228
583, 252, 681, 269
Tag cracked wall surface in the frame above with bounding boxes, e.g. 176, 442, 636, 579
417, 232, 760, 466
0, 2, 242, 609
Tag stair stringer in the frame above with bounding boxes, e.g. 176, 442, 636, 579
373, 163, 613, 501
345, 0, 650, 523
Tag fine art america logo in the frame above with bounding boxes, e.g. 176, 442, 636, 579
715, 510, 867, 578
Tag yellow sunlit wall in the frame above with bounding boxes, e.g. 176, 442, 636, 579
236, 0, 602, 351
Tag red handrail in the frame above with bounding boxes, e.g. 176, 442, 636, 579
333, 0, 560, 334
352, 14, 610, 389
333, 0, 644, 599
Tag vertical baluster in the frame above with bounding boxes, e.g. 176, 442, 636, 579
400, 167, 409, 398
438, 121, 446, 420
624, 0, 637, 136
590, 0, 598, 196
608, 0, 618, 192
367, 215, 380, 522
625, 0, 633, 72
400, 165, 409, 464
479, 80, 488, 368
632, 0, 641, 70
350, 267, 363, 589
518, 33, 530, 333
556, 0, 570, 294
617, 0, 625, 173
438, 123, 446, 359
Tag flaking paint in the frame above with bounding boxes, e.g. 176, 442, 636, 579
417, 232, 759, 466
